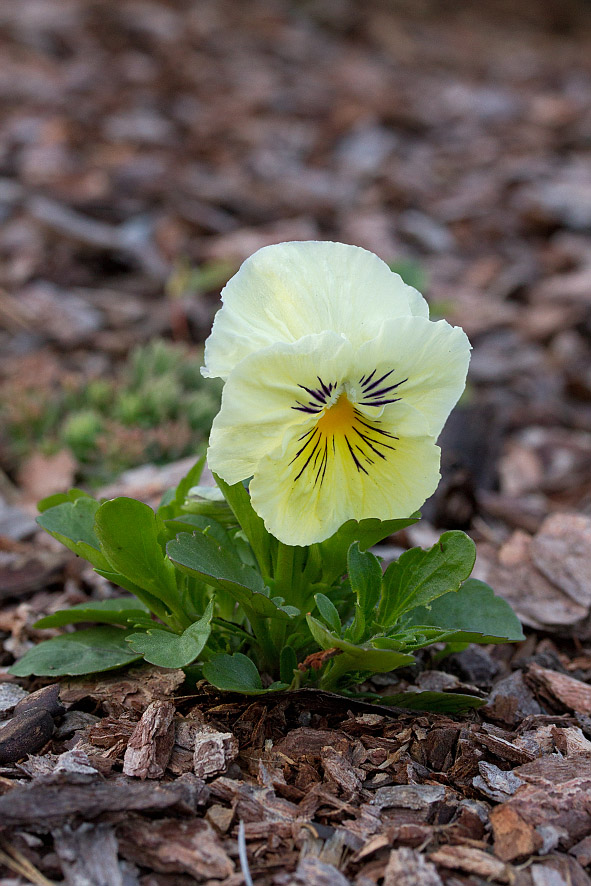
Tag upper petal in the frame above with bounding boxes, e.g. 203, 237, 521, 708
202, 241, 429, 380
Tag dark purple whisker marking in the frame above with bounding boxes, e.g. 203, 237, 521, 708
292, 402, 323, 414
361, 368, 395, 393
359, 372, 408, 407
359, 398, 402, 407
289, 368, 404, 487
345, 436, 369, 475
289, 428, 319, 465
298, 384, 327, 404
317, 377, 333, 398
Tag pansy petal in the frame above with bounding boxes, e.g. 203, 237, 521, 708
250, 426, 441, 546
355, 316, 471, 438
207, 332, 354, 485
203, 241, 428, 379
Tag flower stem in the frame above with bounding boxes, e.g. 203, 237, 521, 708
248, 613, 277, 676
275, 541, 295, 590
318, 653, 353, 692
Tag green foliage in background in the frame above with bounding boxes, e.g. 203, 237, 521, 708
1, 340, 222, 485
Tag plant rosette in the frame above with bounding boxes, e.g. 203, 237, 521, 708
11, 242, 524, 710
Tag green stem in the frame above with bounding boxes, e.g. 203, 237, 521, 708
248, 613, 277, 677
318, 653, 354, 692
275, 542, 294, 589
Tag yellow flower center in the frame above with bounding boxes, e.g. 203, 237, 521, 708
316, 392, 355, 437
290, 386, 399, 487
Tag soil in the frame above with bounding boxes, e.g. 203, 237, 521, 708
2, 0, 591, 883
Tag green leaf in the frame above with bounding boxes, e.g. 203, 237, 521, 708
167, 532, 292, 621
8, 627, 142, 677
315, 593, 341, 635
164, 514, 230, 545
94, 498, 179, 609
157, 456, 205, 521
34, 597, 150, 629
347, 543, 383, 642
307, 615, 415, 674
202, 652, 263, 693
94, 570, 174, 624
407, 579, 525, 644
378, 690, 486, 713
127, 600, 214, 668
37, 488, 93, 513
315, 515, 419, 584
378, 531, 476, 626
37, 498, 111, 571
212, 475, 274, 577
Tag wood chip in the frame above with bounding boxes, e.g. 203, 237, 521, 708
490, 805, 542, 862
371, 784, 446, 812
0, 772, 207, 828
285, 857, 350, 886
13, 684, 64, 720
60, 665, 184, 716
527, 664, 591, 714
429, 845, 513, 882
473, 761, 524, 802
193, 728, 238, 779
0, 710, 54, 764
383, 847, 443, 886
123, 700, 175, 779
320, 746, 363, 800
117, 817, 234, 880
53, 823, 127, 886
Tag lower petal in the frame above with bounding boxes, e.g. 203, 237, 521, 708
250, 425, 441, 546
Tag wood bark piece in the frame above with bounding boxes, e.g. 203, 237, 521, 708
382, 847, 443, 886
0, 539, 68, 599
570, 835, 591, 867
53, 822, 130, 886
371, 784, 446, 812
473, 760, 524, 802
123, 700, 175, 779
530, 513, 591, 606
0, 709, 54, 764
117, 817, 234, 881
193, 728, 238, 779
490, 752, 591, 859
0, 772, 207, 828
483, 670, 542, 727
0, 684, 28, 717
477, 531, 589, 634
490, 806, 542, 862
527, 664, 591, 714
60, 666, 184, 716
286, 857, 350, 886
320, 746, 363, 800
429, 845, 513, 882
530, 856, 591, 886
13, 683, 64, 720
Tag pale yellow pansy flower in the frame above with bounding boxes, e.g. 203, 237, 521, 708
205, 242, 471, 546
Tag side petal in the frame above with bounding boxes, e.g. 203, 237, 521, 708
354, 316, 471, 438
203, 241, 428, 379
206, 332, 354, 485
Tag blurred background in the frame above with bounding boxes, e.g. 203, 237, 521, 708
1, 0, 591, 546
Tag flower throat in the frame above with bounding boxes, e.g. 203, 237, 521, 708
290, 377, 403, 488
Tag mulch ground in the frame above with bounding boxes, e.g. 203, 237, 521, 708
2, 0, 591, 883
